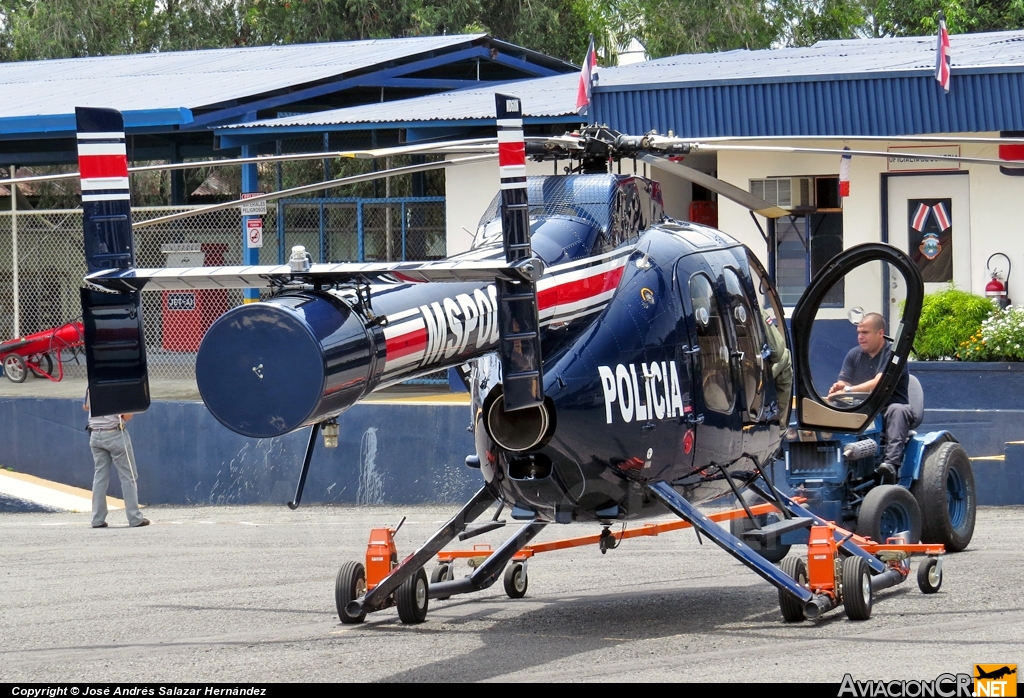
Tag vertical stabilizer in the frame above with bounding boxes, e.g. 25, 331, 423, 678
76, 107, 150, 416
494, 94, 544, 410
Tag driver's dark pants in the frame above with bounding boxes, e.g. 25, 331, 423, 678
883, 402, 916, 467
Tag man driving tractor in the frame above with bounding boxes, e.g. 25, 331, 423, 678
828, 312, 914, 484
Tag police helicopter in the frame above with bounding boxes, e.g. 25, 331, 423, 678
18, 94, 1020, 624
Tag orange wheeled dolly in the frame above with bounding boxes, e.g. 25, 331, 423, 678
778, 522, 945, 622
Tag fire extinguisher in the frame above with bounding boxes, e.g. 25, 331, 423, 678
986, 252, 1011, 310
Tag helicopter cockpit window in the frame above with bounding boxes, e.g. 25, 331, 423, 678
748, 252, 792, 424
689, 273, 734, 413
724, 268, 764, 420
807, 259, 906, 411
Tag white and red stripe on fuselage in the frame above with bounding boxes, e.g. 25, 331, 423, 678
357, 246, 632, 388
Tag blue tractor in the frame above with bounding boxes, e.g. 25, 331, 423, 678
733, 375, 977, 561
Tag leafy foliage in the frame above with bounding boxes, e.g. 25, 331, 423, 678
912, 286, 994, 360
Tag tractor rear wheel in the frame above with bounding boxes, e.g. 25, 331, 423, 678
912, 442, 976, 552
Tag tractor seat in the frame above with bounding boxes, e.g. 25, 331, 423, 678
907, 374, 924, 431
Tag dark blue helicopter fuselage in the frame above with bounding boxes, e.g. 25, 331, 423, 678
195, 174, 785, 522
472, 218, 784, 523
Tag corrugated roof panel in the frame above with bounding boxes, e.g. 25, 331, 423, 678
219, 29, 1024, 139
223, 72, 583, 129
597, 31, 1024, 89
0, 35, 486, 118
595, 71, 1024, 137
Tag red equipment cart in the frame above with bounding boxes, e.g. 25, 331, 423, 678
0, 321, 85, 383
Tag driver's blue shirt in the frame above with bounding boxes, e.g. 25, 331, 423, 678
838, 342, 909, 405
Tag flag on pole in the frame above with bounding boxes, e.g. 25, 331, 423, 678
839, 147, 852, 197
576, 35, 598, 115
936, 11, 951, 92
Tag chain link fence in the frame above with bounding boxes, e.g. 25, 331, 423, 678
0, 197, 445, 383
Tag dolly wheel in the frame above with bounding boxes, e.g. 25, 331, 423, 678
842, 556, 873, 621
503, 561, 528, 599
917, 558, 942, 594
431, 563, 453, 601
35, 353, 54, 378
778, 556, 808, 623
396, 567, 429, 624
335, 561, 367, 624
3, 354, 27, 383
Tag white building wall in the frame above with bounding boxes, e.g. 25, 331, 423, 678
445, 158, 691, 255
716, 136, 1024, 303
445, 156, 555, 256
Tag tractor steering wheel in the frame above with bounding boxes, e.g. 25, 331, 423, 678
825, 391, 871, 407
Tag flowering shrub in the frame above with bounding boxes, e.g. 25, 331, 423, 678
958, 306, 1024, 361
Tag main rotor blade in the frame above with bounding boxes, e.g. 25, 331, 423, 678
688, 134, 1024, 144
0, 137, 497, 187
639, 155, 789, 219
691, 143, 1024, 167
339, 137, 497, 159
132, 154, 496, 229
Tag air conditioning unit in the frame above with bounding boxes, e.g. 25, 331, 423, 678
749, 177, 814, 209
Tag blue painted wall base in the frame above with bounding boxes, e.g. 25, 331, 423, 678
2, 386, 1023, 506
0, 397, 479, 506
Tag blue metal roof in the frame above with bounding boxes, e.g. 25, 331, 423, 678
218, 29, 1024, 142
0, 35, 573, 139
597, 31, 1024, 89
593, 30, 1024, 136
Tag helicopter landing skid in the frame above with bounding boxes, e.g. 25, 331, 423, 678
646, 481, 946, 622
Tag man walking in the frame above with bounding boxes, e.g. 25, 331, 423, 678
84, 391, 150, 528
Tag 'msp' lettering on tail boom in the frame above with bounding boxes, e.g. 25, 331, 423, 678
419, 285, 500, 365
599, 362, 686, 424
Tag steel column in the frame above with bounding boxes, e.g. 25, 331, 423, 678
10, 166, 19, 338
241, 113, 259, 303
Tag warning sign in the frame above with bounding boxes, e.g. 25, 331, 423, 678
246, 218, 263, 248
241, 192, 268, 216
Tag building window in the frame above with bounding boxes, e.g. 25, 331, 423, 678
770, 176, 843, 307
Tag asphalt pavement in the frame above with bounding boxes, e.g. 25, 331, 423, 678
2, 504, 1022, 683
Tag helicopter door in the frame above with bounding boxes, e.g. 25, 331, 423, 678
723, 267, 765, 423
790, 243, 924, 432
685, 270, 742, 463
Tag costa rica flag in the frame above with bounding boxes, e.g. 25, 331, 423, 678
936, 12, 951, 92
576, 36, 598, 115
911, 202, 931, 231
